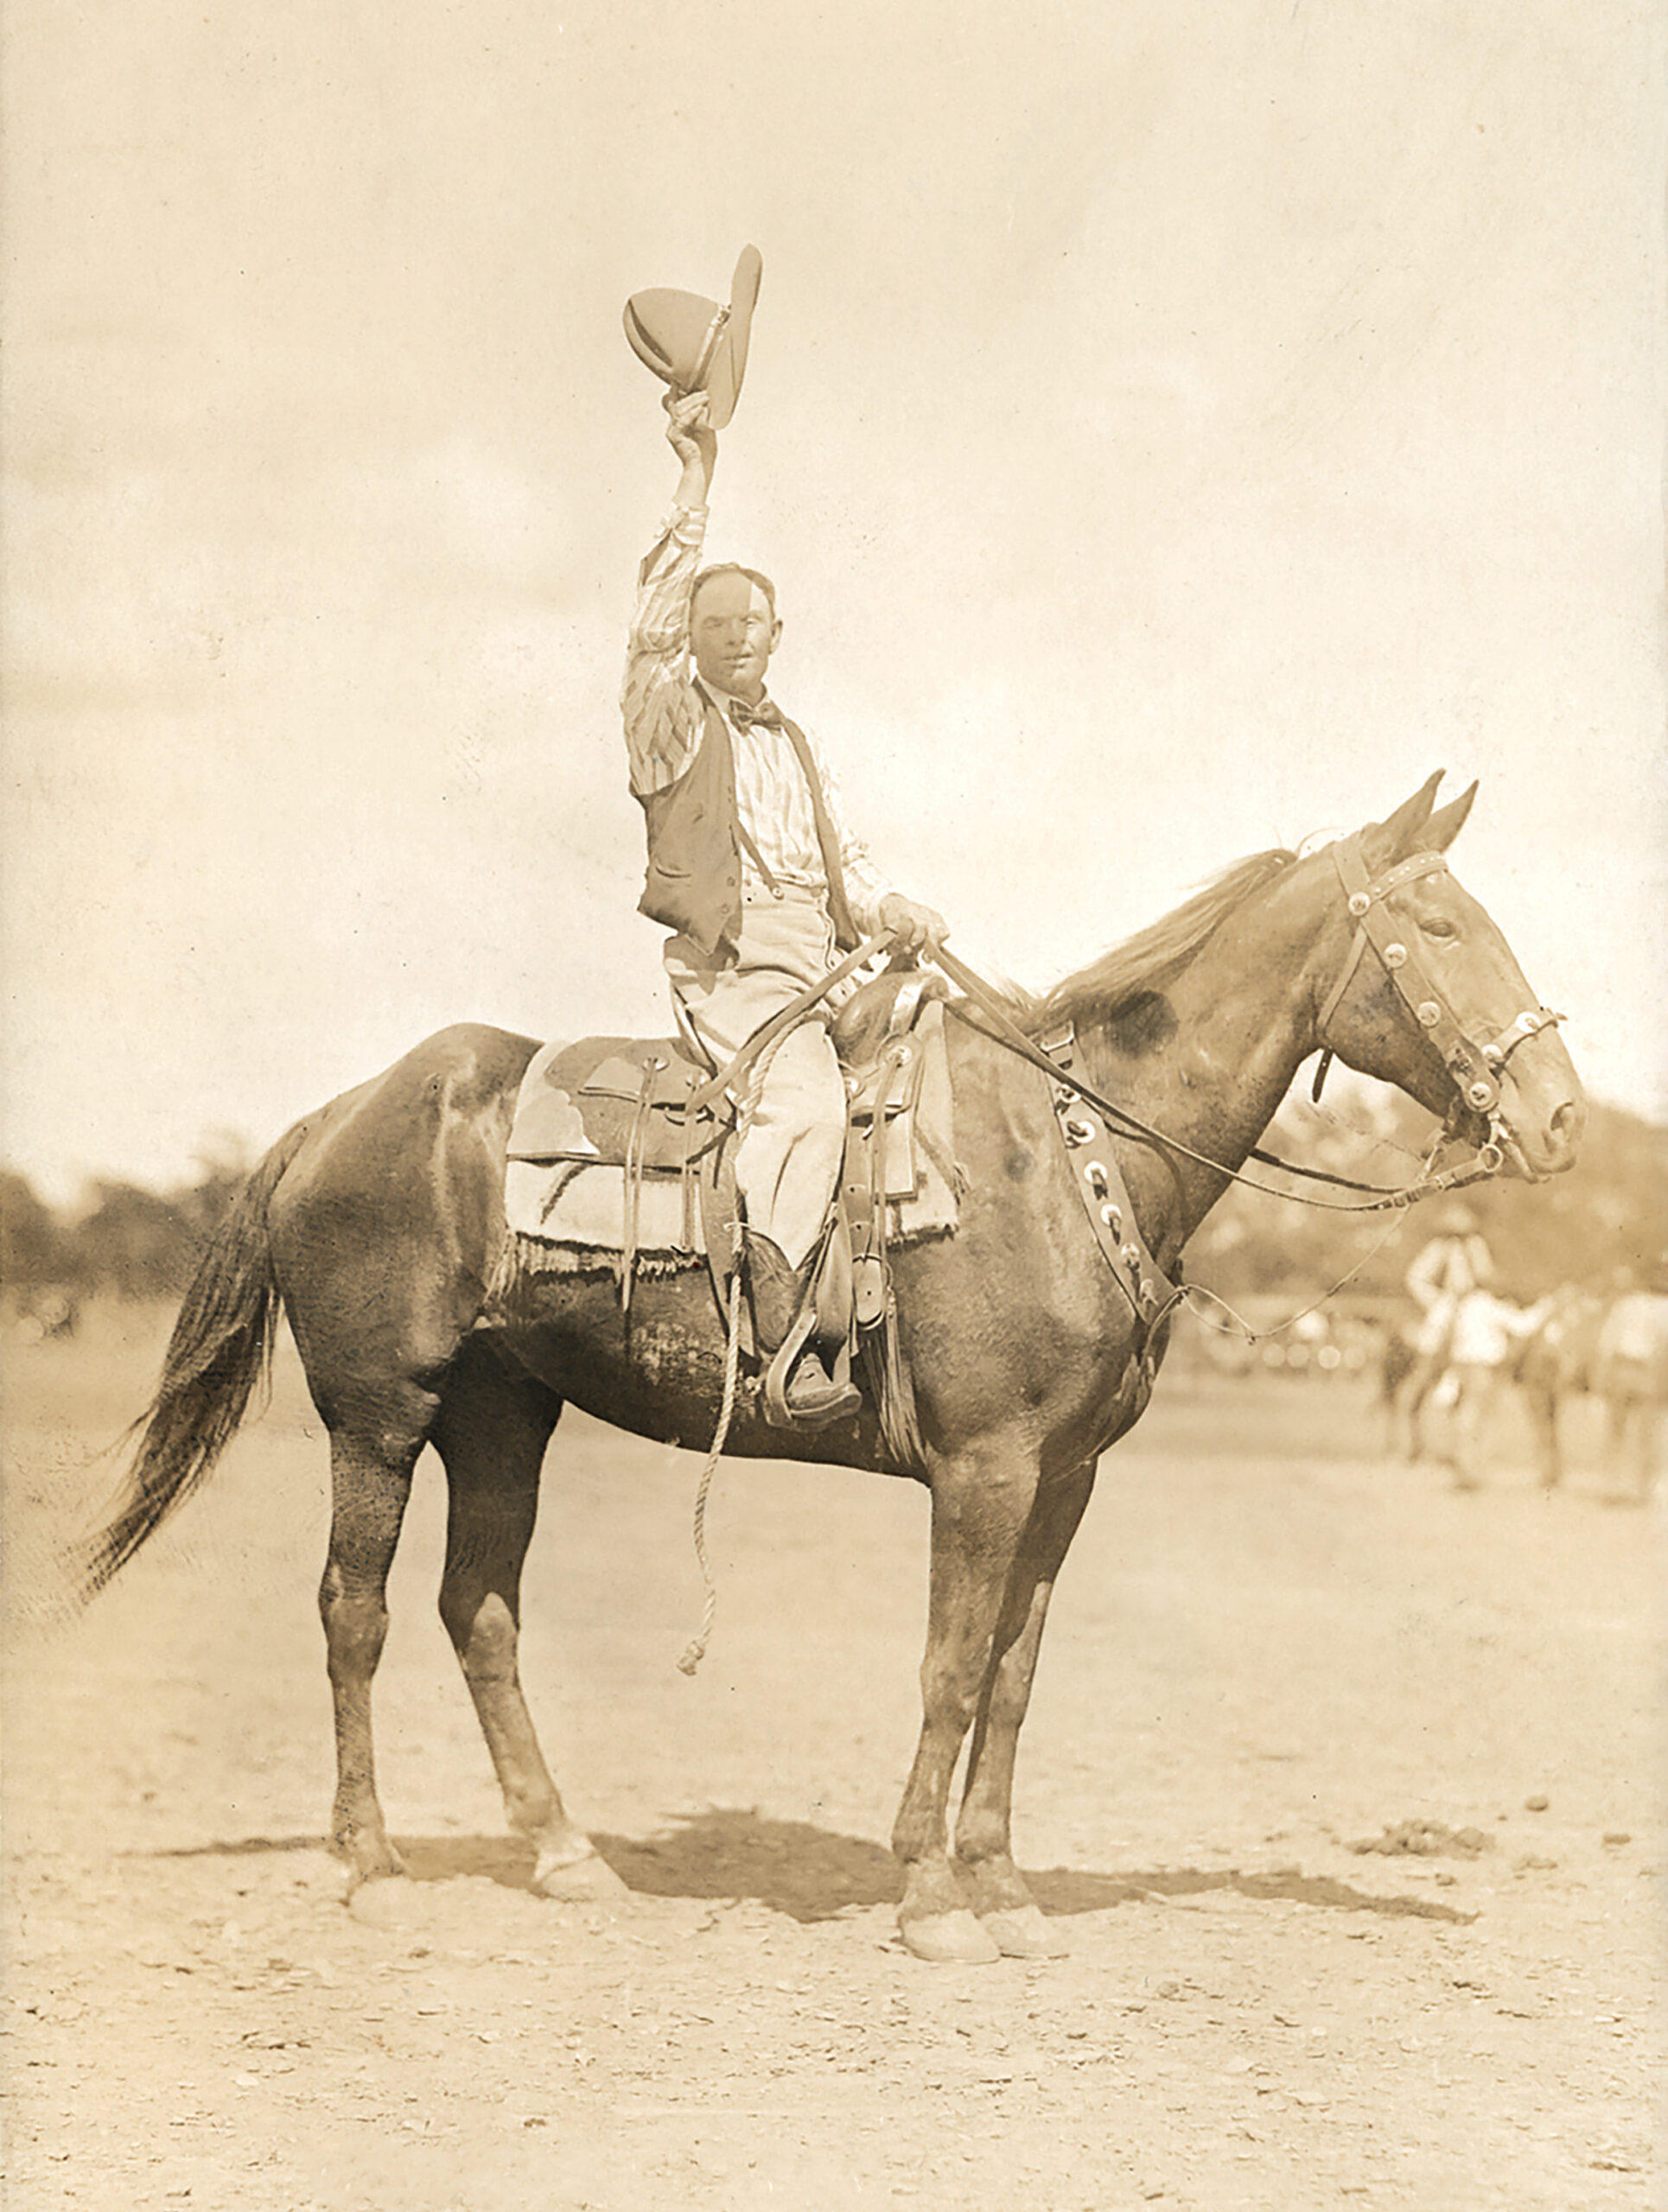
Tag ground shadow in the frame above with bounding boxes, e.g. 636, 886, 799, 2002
155, 1809, 1473, 1925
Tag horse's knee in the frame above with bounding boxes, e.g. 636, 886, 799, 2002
439, 1585, 519, 1680
320, 1572, 392, 1681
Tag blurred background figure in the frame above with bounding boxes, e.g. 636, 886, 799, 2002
1430, 1285, 1553, 1492
10, 1287, 80, 1346
1590, 1262, 1668, 1506
1384, 1203, 1496, 1460
1514, 1281, 1608, 1493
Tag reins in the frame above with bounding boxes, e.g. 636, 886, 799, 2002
687, 836, 1549, 1226
932, 940, 1500, 1217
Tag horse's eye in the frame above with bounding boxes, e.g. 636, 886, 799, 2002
1421, 918, 1457, 943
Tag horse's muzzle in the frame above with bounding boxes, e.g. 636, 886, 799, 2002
1498, 1087, 1585, 1182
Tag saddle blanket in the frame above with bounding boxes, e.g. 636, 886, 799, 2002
504, 1001, 963, 1272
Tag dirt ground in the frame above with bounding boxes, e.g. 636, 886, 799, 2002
3, 1303, 1661, 2211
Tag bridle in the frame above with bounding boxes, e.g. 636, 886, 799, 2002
1313, 835, 1566, 1169
933, 831, 1565, 1216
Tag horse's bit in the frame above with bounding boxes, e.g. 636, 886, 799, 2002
1313, 835, 1565, 1166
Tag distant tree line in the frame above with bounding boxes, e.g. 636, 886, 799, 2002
2, 1090, 1661, 1310
1, 1143, 252, 1304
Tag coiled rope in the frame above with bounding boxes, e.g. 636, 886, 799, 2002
675, 1268, 744, 1675
676, 1026, 789, 1676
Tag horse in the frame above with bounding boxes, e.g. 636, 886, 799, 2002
1591, 1291, 1668, 1503
81, 775, 1584, 1965
1377, 1319, 1430, 1458
1515, 1285, 1608, 1491
1521, 1283, 1668, 1503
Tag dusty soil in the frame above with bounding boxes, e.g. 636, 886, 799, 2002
3, 1305, 1660, 2210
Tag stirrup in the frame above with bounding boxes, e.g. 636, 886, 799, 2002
767, 1344, 861, 1431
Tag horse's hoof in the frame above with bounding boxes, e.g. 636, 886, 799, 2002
979, 1904, 1070, 1959
339, 1847, 406, 1897
900, 1910, 1002, 1965
532, 1846, 630, 1904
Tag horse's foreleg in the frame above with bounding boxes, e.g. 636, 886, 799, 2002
1404, 1356, 1442, 1461
952, 1459, 1096, 1958
320, 1417, 429, 1886
431, 1350, 626, 1903
1525, 1385, 1563, 1491
1608, 1392, 1658, 1506
893, 1442, 1041, 1964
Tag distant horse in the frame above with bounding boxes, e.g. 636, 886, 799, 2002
82, 778, 1583, 1965
1515, 1286, 1608, 1491
1378, 1309, 1469, 1460
1378, 1319, 1433, 1458
1591, 1293, 1668, 1503
1525, 1287, 1668, 1503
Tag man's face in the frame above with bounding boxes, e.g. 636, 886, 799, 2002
691, 574, 781, 702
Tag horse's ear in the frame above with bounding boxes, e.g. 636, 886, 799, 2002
1360, 772, 1444, 869
1422, 779, 1477, 853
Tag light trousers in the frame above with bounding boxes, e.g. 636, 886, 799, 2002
664, 887, 849, 1269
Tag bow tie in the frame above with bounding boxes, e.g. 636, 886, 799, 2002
728, 696, 784, 731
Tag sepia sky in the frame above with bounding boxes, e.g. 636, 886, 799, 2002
3, 0, 1664, 1204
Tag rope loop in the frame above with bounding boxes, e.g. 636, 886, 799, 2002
677, 1023, 791, 1675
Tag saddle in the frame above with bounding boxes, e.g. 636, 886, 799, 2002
502, 969, 962, 1371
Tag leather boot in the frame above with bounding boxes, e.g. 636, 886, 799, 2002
748, 1235, 862, 1429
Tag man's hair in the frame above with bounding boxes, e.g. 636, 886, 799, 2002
691, 563, 778, 618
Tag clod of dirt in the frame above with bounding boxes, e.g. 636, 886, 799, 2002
1524, 1793, 1551, 1812
1348, 1821, 1492, 1859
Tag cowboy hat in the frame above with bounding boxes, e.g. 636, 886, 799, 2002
622, 245, 762, 429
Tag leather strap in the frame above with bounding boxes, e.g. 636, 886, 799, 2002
620, 1058, 665, 1317
684, 930, 897, 1117
1047, 1032, 1179, 1348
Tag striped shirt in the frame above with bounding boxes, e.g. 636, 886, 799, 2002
621, 504, 893, 930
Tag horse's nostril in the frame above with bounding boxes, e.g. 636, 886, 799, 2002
1547, 1097, 1586, 1161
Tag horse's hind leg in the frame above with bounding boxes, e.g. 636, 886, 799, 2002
430, 1340, 626, 1902
952, 1459, 1097, 1959
319, 1395, 436, 1886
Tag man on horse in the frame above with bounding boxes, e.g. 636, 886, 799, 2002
621, 387, 947, 1427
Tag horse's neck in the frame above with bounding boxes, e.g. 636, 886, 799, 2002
1074, 922, 1320, 1250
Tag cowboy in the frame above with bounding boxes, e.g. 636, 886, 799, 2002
1405, 1204, 1495, 1351
1393, 1201, 1496, 1459
621, 388, 946, 1427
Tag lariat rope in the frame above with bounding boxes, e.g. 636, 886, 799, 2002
675, 1268, 743, 1675
677, 1023, 790, 1676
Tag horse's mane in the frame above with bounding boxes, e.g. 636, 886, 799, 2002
1022, 847, 1300, 1037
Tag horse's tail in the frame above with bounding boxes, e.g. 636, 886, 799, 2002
75, 1122, 309, 1597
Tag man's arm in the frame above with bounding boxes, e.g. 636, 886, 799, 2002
1405, 1242, 1446, 1309
621, 395, 719, 798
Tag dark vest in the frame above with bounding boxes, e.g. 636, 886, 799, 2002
635, 689, 860, 961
